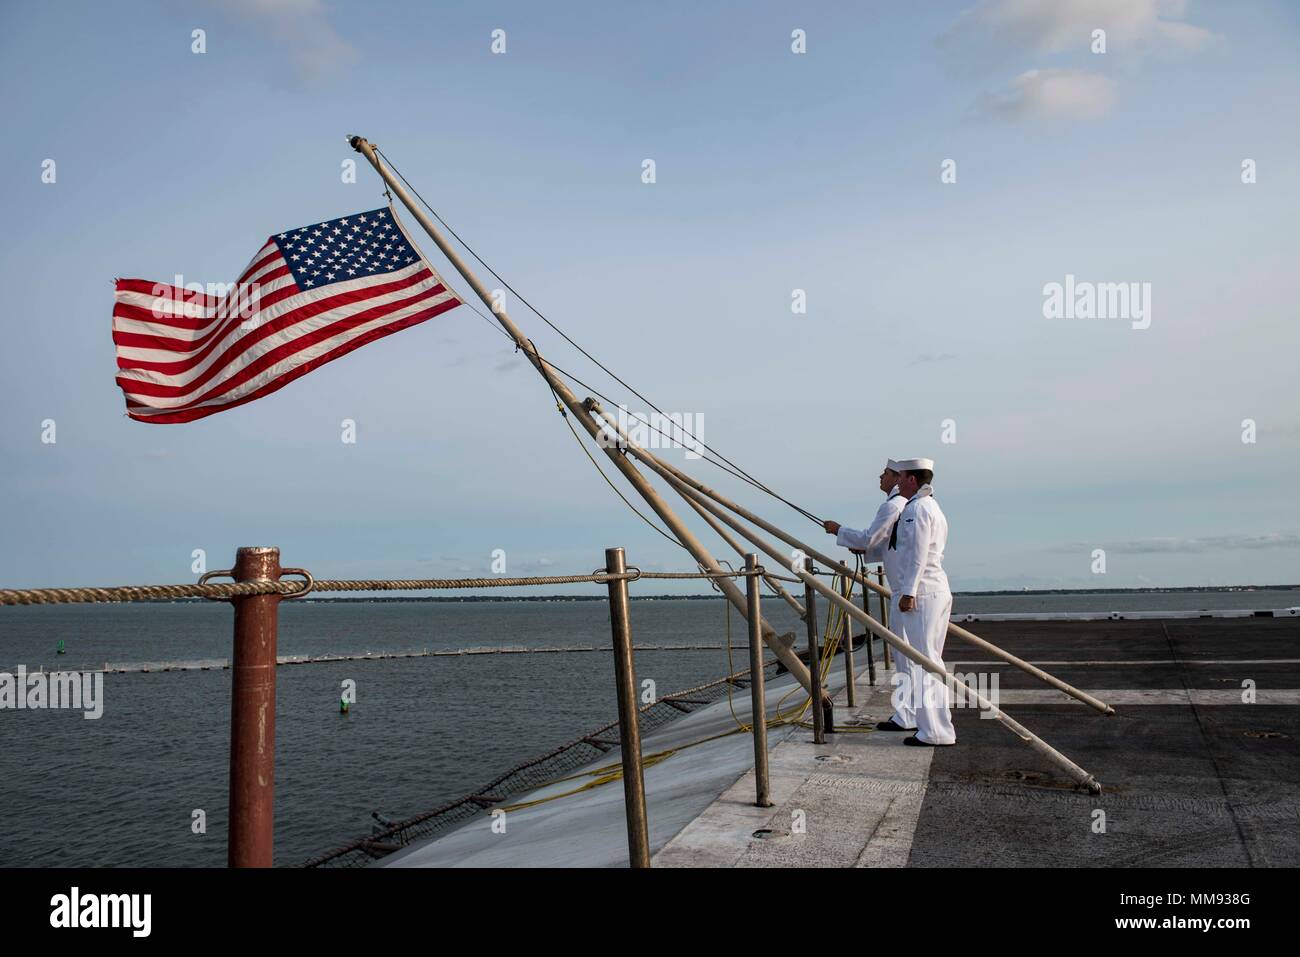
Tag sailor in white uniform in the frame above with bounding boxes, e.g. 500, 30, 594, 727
822, 459, 915, 732
886, 458, 956, 746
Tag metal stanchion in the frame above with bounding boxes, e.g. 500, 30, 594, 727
745, 554, 773, 807
877, 565, 893, 670
840, 573, 856, 706
859, 560, 876, 685
802, 560, 826, 743
228, 546, 281, 867
605, 547, 651, 868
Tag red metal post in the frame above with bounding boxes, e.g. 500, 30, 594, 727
228, 546, 281, 867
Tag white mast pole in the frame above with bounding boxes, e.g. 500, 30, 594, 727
348, 135, 821, 701
584, 400, 1114, 716
654, 465, 1104, 793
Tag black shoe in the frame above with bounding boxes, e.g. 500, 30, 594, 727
875, 719, 917, 732
903, 735, 955, 747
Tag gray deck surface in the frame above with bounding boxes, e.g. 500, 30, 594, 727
385, 616, 1300, 867
909, 618, 1300, 868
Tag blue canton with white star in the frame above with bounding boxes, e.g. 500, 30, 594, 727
273, 208, 421, 290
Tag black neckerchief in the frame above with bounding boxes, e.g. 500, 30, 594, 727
888, 487, 935, 551
885, 490, 904, 547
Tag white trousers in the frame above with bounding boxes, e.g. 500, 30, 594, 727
888, 594, 918, 729
893, 591, 956, 745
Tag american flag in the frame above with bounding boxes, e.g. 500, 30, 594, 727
112, 206, 462, 423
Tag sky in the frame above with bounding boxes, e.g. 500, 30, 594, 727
1, 0, 1298, 594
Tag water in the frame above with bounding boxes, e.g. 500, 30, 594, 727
950, 589, 1300, 617
1, 591, 1296, 867
0, 598, 799, 867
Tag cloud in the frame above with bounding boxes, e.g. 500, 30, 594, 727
975, 68, 1118, 121
910, 352, 958, 366
512, 558, 557, 573
943, 0, 1213, 121
211, 0, 357, 85
1260, 422, 1300, 440
1055, 532, 1300, 554
943, 0, 1213, 61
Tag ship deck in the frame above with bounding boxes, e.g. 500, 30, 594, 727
381, 615, 1300, 868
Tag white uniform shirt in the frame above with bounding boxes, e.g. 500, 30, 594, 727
835, 488, 906, 562
886, 487, 949, 598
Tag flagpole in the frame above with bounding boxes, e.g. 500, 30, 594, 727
348, 135, 821, 700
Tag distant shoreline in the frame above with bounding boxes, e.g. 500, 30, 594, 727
287, 584, 1300, 603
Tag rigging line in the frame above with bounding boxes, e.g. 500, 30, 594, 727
450, 294, 793, 501
560, 406, 688, 551
547, 365, 819, 522
393, 187, 822, 527
461, 288, 687, 549
381, 152, 811, 516
376, 146, 824, 527
533, 345, 688, 552
456, 294, 757, 492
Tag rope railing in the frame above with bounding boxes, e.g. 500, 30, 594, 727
0, 581, 305, 605
0, 567, 807, 606
0, 543, 886, 869
4, 545, 779, 868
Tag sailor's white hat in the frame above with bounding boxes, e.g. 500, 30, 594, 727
894, 458, 934, 471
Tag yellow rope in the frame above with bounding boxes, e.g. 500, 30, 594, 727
499, 727, 747, 811
723, 596, 752, 732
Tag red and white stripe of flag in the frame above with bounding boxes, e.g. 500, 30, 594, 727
112, 228, 461, 424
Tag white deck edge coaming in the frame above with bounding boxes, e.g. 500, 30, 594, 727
380, 664, 857, 867
953, 607, 1298, 622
